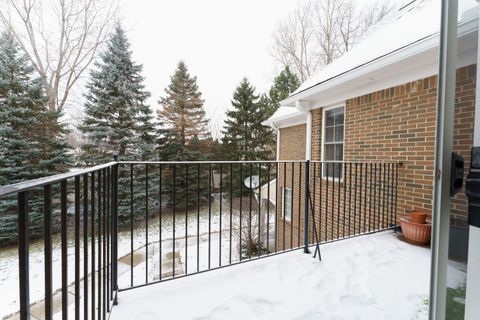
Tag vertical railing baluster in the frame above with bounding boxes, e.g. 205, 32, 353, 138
290, 162, 294, 250
145, 164, 149, 284
374, 163, 378, 231
395, 163, 399, 227
102, 169, 107, 320
159, 164, 163, 280
282, 162, 286, 250
313, 162, 317, 241
249, 162, 253, 259
354, 163, 358, 236
197, 164, 200, 272
258, 163, 262, 256
185, 165, 189, 274
319, 163, 323, 242
44, 185, 52, 320
303, 160, 309, 252
173, 164, 176, 277
208, 163, 212, 268
343, 163, 346, 238
382, 163, 387, 229
358, 163, 363, 235
106, 168, 110, 310
325, 163, 329, 242
83, 174, 89, 318
331, 162, 335, 241
337, 162, 341, 240
363, 163, 368, 233
348, 163, 352, 237
129, 165, 134, 287
91, 173, 96, 320
298, 163, 302, 247
112, 162, 118, 305
275, 162, 279, 253
219, 163, 223, 265
267, 163, 271, 252
18, 191, 30, 320
369, 163, 373, 233
61, 180, 68, 320
75, 176, 81, 320
387, 163, 391, 227
239, 163, 243, 259
97, 170, 102, 320
229, 163, 233, 264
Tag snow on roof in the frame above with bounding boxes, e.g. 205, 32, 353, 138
110, 231, 467, 320
261, 106, 305, 127
284, 0, 478, 104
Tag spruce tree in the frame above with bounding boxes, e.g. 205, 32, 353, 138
221, 78, 275, 195
80, 25, 154, 164
0, 32, 70, 244
80, 25, 156, 223
268, 66, 300, 113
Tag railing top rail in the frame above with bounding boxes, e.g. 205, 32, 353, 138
118, 160, 306, 165
0, 162, 117, 198
310, 160, 403, 164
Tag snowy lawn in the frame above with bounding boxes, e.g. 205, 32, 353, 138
110, 231, 465, 320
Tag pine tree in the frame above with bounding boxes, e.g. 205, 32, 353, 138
159, 61, 210, 148
80, 25, 156, 223
268, 66, 300, 113
0, 32, 71, 244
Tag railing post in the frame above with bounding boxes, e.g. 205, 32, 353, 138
112, 155, 119, 305
304, 160, 310, 253
18, 191, 30, 320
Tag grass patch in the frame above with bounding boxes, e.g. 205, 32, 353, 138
446, 285, 466, 320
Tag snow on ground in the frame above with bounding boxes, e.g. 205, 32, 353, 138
110, 231, 465, 320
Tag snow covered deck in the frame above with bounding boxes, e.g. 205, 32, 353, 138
109, 231, 452, 320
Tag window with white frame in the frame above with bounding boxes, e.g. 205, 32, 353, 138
323, 106, 345, 179
282, 187, 292, 221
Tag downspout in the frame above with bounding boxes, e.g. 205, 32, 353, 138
271, 123, 280, 161
295, 101, 312, 161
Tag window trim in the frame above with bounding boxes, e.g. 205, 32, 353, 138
282, 187, 292, 222
321, 104, 345, 180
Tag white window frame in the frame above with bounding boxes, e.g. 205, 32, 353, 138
282, 187, 292, 222
321, 104, 346, 180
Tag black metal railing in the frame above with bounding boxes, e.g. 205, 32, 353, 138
0, 159, 400, 320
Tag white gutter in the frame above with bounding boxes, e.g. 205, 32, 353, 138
270, 123, 281, 161
295, 101, 312, 161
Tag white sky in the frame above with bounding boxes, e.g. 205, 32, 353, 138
118, 0, 402, 138
119, 0, 301, 138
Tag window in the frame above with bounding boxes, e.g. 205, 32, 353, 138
282, 187, 292, 221
322, 106, 344, 179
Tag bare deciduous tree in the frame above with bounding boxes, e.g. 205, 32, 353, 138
272, 0, 394, 82
0, 0, 118, 112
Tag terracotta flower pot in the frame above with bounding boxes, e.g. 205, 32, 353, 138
400, 217, 431, 245
410, 210, 428, 224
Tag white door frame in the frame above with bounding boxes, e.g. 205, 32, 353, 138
464, 8, 480, 319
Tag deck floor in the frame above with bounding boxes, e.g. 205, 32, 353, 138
109, 232, 447, 320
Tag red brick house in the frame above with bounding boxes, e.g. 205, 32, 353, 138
262, 0, 478, 251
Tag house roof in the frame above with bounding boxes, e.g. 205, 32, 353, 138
264, 0, 479, 128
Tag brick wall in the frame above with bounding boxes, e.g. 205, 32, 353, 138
276, 64, 476, 247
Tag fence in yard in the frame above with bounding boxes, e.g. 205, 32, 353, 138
0, 159, 400, 320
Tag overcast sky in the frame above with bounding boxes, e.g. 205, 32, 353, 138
117, 0, 301, 137
118, 0, 401, 138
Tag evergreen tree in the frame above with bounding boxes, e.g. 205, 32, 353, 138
80, 25, 156, 223
221, 78, 275, 195
222, 78, 274, 161
0, 32, 70, 244
268, 66, 300, 114
80, 25, 154, 164
157, 61, 212, 209
159, 61, 210, 148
